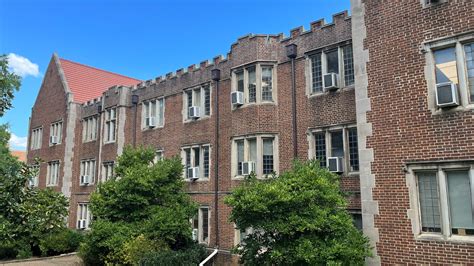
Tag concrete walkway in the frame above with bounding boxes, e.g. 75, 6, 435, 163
0, 253, 82, 266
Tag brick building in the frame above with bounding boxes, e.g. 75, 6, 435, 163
26, 0, 474, 264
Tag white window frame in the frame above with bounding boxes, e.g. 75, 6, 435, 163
191, 206, 210, 245
82, 116, 98, 142
102, 161, 114, 182
183, 84, 211, 122
231, 134, 279, 179
231, 63, 278, 107
29, 164, 40, 187
80, 159, 96, 185
406, 161, 474, 243
77, 203, 91, 230
49, 121, 62, 146
181, 144, 211, 181
46, 160, 60, 186
30, 127, 42, 150
305, 43, 355, 96
142, 97, 165, 129
104, 108, 117, 143
423, 32, 474, 113
307, 125, 359, 174
154, 149, 164, 163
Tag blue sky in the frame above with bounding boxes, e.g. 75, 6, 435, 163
0, 0, 350, 150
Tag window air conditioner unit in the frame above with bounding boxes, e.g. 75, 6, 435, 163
435, 82, 459, 108
231, 91, 244, 106
50, 136, 58, 145
241, 161, 256, 176
323, 73, 339, 91
189, 106, 201, 119
327, 157, 344, 173
77, 219, 87, 230
146, 116, 156, 128
80, 175, 91, 185
192, 228, 198, 241
188, 167, 200, 181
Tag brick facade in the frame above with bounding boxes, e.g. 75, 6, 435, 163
27, 1, 474, 263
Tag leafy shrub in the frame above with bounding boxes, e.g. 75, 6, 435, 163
120, 235, 167, 265
39, 229, 84, 256
139, 243, 207, 266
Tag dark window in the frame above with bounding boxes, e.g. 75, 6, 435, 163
237, 140, 244, 175
464, 43, 474, 102
185, 148, 191, 178
343, 45, 354, 86
262, 138, 274, 175
418, 172, 442, 233
248, 66, 256, 103
330, 131, 344, 157
204, 86, 210, 116
348, 128, 359, 171
311, 54, 323, 93
237, 71, 244, 93
203, 146, 209, 178
315, 132, 326, 168
351, 213, 363, 230
326, 49, 339, 74
201, 208, 209, 242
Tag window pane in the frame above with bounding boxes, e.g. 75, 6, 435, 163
326, 50, 339, 74
248, 139, 257, 162
201, 208, 209, 243
447, 170, 474, 235
418, 172, 441, 232
348, 128, 359, 171
343, 45, 354, 86
261, 67, 273, 101
434, 47, 458, 84
263, 138, 274, 175
203, 146, 209, 178
330, 131, 344, 157
248, 67, 256, 103
186, 91, 193, 118
151, 101, 157, 118
311, 54, 323, 93
194, 89, 201, 107
464, 43, 474, 102
204, 86, 210, 116
158, 99, 164, 125
315, 132, 326, 168
193, 147, 200, 168
237, 140, 244, 175
237, 71, 244, 92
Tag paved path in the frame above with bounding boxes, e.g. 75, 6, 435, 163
1, 253, 82, 266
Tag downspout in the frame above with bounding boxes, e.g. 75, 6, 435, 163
211, 68, 221, 248
287, 44, 298, 159
131, 94, 139, 147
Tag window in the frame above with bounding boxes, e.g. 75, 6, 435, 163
142, 98, 165, 128
192, 207, 210, 244
47, 161, 60, 186
80, 159, 96, 185
232, 64, 276, 105
234, 226, 254, 246
105, 108, 116, 143
182, 144, 210, 180
103, 161, 114, 181
351, 212, 363, 230
425, 34, 474, 110
30, 127, 42, 150
308, 44, 354, 94
411, 165, 474, 240
233, 135, 278, 178
29, 165, 39, 187
49, 121, 62, 145
77, 203, 91, 230
82, 116, 98, 142
311, 127, 359, 172
184, 84, 211, 121
154, 150, 164, 163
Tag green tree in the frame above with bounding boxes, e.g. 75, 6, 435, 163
80, 146, 203, 265
225, 160, 372, 265
0, 54, 21, 117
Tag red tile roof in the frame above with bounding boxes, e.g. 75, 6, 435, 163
11, 150, 26, 162
59, 58, 141, 103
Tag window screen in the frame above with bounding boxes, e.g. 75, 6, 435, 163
237, 140, 244, 175
326, 50, 339, 74
237, 71, 244, 93
434, 47, 458, 84
447, 170, 474, 235
330, 131, 344, 158
418, 172, 441, 233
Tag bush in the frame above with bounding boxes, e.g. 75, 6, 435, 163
39, 229, 84, 257
120, 235, 167, 265
139, 243, 207, 266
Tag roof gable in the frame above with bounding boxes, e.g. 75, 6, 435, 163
58, 58, 141, 103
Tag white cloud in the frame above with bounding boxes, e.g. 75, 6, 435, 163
9, 133, 27, 150
7, 53, 40, 78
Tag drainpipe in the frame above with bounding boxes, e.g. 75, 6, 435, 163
286, 44, 298, 159
131, 94, 139, 147
211, 68, 221, 248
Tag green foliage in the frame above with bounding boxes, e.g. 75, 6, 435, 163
0, 125, 71, 260
138, 243, 207, 266
39, 229, 84, 257
225, 160, 372, 265
80, 146, 198, 265
0, 54, 22, 117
